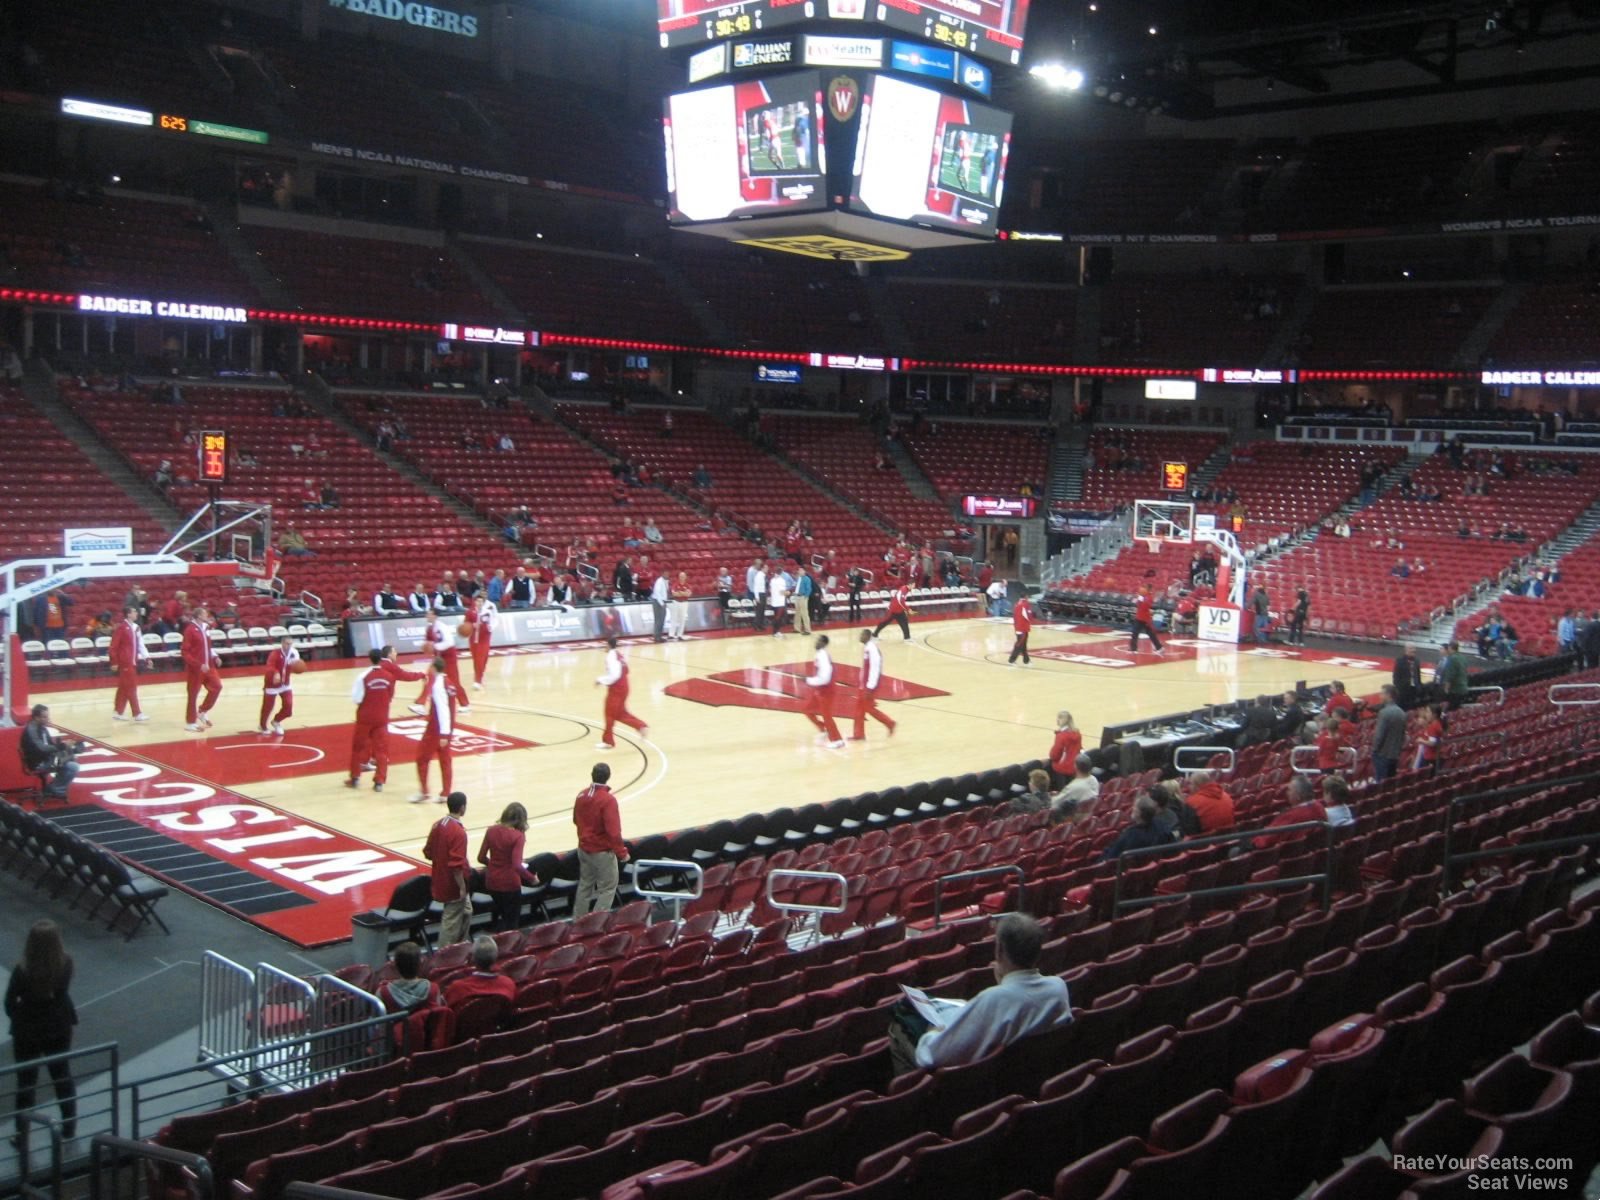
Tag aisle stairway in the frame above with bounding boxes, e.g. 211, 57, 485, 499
1051, 429, 1086, 504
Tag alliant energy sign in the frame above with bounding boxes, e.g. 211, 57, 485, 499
440, 322, 537, 346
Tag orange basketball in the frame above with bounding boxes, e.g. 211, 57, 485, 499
290, 660, 307, 675
458, 621, 473, 638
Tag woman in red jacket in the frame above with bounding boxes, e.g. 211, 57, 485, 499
477, 802, 538, 932
1049, 711, 1082, 778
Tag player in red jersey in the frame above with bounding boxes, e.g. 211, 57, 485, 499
258, 635, 302, 735
1009, 591, 1037, 666
851, 628, 896, 741
1129, 589, 1164, 654
109, 605, 150, 722
805, 634, 846, 748
181, 608, 223, 731
410, 609, 468, 712
873, 583, 913, 641
346, 645, 424, 792
465, 594, 496, 690
594, 635, 648, 750
414, 656, 465, 803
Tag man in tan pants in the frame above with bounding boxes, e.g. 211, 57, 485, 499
573, 762, 628, 915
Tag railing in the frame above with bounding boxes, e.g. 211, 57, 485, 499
248, 965, 318, 1084
4, 1043, 119, 1196
629, 858, 703, 923
309, 976, 389, 1078
931, 865, 1024, 928
765, 870, 849, 916
1442, 829, 1600, 893
1110, 820, 1340, 914
128, 1010, 404, 1138
1173, 745, 1234, 775
1467, 685, 1506, 706
297, 588, 322, 614
1289, 745, 1358, 775
1437, 767, 1600, 890
198, 951, 255, 1063
1549, 682, 1600, 708
90, 1136, 212, 1200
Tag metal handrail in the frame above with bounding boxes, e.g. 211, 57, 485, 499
765, 869, 849, 915
1173, 745, 1235, 774
1289, 744, 1358, 775
1468, 685, 1506, 706
91, 1135, 214, 1200
298, 589, 322, 614
1111, 818, 1340, 913
199, 951, 254, 1063
1442, 829, 1600, 892
930, 865, 1024, 927
16, 1108, 64, 1200
630, 858, 704, 923
286, 1186, 394, 1200
1549, 683, 1600, 707
1115, 872, 1330, 911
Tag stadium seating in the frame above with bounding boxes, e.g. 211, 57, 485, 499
1295, 287, 1492, 368
1079, 429, 1226, 513
58, 383, 519, 609
900, 423, 1052, 501
1098, 275, 1291, 366
1490, 276, 1600, 364
335, 391, 727, 592
760, 415, 952, 541
885, 282, 1075, 363
0, 181, 256, 305
243, 227, 496, 324
147, 666, 1600, 1198
554, 404, 891, 574
670, 246, 885, 351
456, 241, 703, 344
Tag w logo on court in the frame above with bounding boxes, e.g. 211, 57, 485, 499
665, 662, 947, 713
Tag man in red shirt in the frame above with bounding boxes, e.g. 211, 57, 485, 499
443, 936, 517, 1008
258, 635, 301, 735
1253, 775, 1331, 849
414, 657, 465, 804
873, 583, 913, 641
182, 608, 222, 731
464, 595, 495, 690
852, 628, 896, 741
346, 645, 424, 791
109, 605, 151, 722
1129, 589, 1164, 654
573, 762, 628, 916
1183, 770, 1236, 832
158, 590, 187, 635
424, 791, 471, 944
1009, 592, 1037, 666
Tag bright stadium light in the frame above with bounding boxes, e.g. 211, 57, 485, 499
1029, 62, 1086, 90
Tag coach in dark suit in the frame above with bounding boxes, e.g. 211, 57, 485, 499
1236, 695, 1277, 747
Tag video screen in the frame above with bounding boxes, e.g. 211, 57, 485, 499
657, 0, 1031, 65
849, 74, 1012, 236
664, 73, 827, 225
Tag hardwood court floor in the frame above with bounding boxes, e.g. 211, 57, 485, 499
43, 618, 1393, 864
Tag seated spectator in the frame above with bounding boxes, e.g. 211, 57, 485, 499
887, 913, 1072, 1074
443, 935, 517, 1007
497, 433, 515, 453
1104, 794, 1179, 859
1390, 558, 1410, 578
1052, 754, 1100, 820
643, 517, 664, 545
320, 481, 341, 509
376, 942, 441, 1013
278, 526, 314, 557
612, 481, 630, 506
1253, 775, 1328, 849
1182, 770, 1236, 833
692, 464, 713, 489
1009, 768, 1054, 815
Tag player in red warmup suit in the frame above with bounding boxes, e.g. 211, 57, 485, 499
805, 634, 846, 748
465, 594, 495, 690
851, 628, 896, 741
347, 645, 424, 792
109, 605, 150, 721
182, 608, 223, 731
414, 657, 465, 804
594, 635, 648, 749
411, 609, 467, 710
258, 635, 301, 735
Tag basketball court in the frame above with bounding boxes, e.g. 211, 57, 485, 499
29, 614, 1394, 945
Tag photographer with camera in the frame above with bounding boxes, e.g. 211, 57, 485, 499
21, 706, 80, 800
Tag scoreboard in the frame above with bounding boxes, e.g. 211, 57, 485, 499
657, 0, 1030, 65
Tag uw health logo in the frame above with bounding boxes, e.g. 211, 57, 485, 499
665, 662, 947, 713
